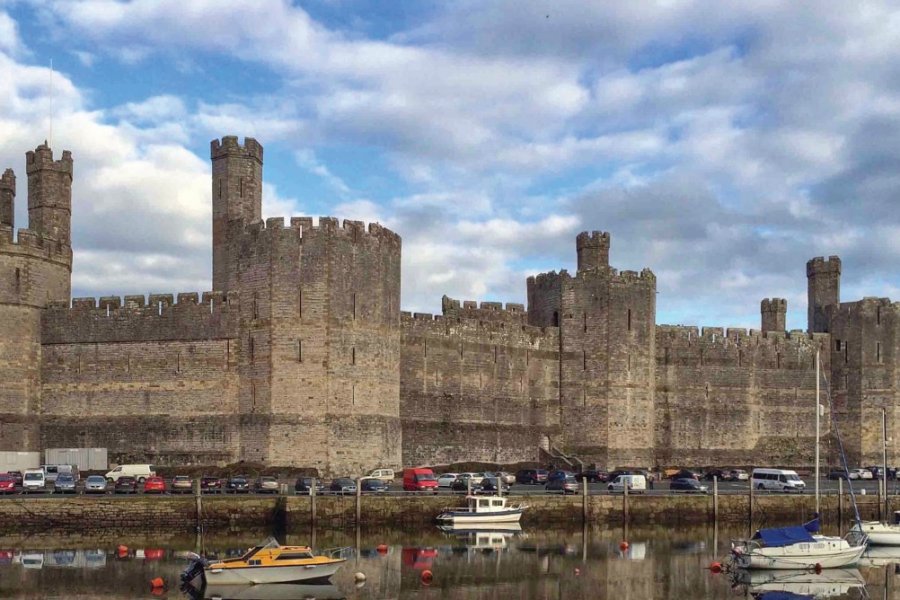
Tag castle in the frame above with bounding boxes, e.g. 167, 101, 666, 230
0, 137, 896, 475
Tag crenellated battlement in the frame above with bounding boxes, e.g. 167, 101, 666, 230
210, 136, 263, 163
25, 143, 73, 175
0, 225, 72, 260
235, 215, 401, 247
441, 295, 527, 323
576, 230, 610, 248
609, 267, 656, 285
656, 324, 826, 348
402, 309, 558, 343
56, 291, 236, 312
807, 255, 842, 277
761, 298, 787, 312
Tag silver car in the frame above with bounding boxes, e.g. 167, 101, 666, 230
53, 474, 77, 494
84, 475, 109, 494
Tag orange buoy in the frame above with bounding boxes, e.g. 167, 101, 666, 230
149, 577, 165, 589
619, 541, 629, 551
709, 561, 722, 573
421, 569, 433, 585
116, 545, 128, 558
376, 544, 389, 554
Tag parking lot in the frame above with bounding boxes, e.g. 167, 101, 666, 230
0, 476, 895, 498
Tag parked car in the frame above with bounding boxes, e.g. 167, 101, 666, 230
143, 476, 166, 494
0, 474, 16, 494
849, 468, 873, 480
482, 471, 516, 485
546, 475, 580, 494
477, 477, 503, 495
578, 468, 609, 483
226, 476, 251, 493
827, 469, 849, 480
294, 477, 326, 494
6, 471, 22, 486
330, 478, 357, 495
515, 469, 549, 485
668, 469, 699, 481
84, 475, 109, 494
437, 473, 458, 488
22, 469, 46, 493
451, 474, 482, 493
255, 476, 279, 494
170, 475, 194, 494
703, 469, 730, 481
729, 469, 749, 481
671, 478, 709, 494
547, 470, 575, 482
201, 476, 223, 494
114, 476, 138, 494
458, 472, 484, 484
360, 478, 389, 494
367, 469, 395, 483
53, 474, 77, 494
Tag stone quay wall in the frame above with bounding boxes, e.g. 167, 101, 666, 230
0, 493, 886, 533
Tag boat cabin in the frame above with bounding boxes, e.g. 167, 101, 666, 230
467, 495, 509, 513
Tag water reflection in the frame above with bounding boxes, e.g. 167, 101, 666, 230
0, 524, 893, 598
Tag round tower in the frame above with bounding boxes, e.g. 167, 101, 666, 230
576, 230, 610, 273
0, 144, 73, 451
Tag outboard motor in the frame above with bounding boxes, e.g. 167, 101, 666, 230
180, 552, 209, 585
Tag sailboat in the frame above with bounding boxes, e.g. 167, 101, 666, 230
729, 351, 868, 569
852, 408, 900, 545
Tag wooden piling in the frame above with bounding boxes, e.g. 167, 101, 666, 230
356, 478, 362, 525
582, 476, 588, 525
713, 476, 719, 523
748, 479, 754, 538
623, 480, 629, 524
838, 477, 844, 532
311, 477, 317, 530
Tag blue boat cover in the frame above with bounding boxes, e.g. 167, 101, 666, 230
752, 525, 815, 547
755, 593, 814, 600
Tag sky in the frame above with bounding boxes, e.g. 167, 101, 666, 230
0, 1, 897, 330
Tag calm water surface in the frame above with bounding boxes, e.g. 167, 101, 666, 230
0, 523, 889, 598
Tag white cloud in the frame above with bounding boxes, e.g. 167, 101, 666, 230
0, 11, 24, 56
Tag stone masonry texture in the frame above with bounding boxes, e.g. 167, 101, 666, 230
0, 137, 896, 475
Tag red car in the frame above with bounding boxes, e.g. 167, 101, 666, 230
143, 476, 166, 494
0, 475, 15, 494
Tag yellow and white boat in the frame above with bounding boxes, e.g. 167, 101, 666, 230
181, 538, 346, 586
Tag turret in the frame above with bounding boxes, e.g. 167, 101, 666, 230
576, 231, 610, 273
807, 256, 841, 333
26, 142, 73, 245
761, 298, 787, 333
211, 136, 263, 291
0, 169, 14, 228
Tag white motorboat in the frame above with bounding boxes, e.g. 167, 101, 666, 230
181, 538, 346, 586
854, 517, 900, 546
731, 520, 866, 570
733, 567, 866, 598
436, 495, 526, 525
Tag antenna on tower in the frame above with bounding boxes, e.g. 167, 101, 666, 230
48, 58, 54, 147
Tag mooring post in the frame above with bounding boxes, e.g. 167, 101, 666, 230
582, 476, 588, 525
194, 477, 202, 532
311, 477, 317, 530
623, 480, 629, 524
838, 477, 844, 533
356, 478, 362, 525
748, 479, 754, 538
713, 476, 719, 524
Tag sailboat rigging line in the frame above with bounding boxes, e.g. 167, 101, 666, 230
820, 365, 863, 528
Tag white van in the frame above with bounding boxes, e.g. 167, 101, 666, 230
105, 464, 155, 483
751, 468, 806, 492
367, 468, 395, 483
607, 474, 647, 494
22, 469, 46, 493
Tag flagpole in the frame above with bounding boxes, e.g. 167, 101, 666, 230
816, 349, 820, 516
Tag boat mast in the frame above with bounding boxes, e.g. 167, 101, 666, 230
883, 407, 889, 521
816, 349, 820, 516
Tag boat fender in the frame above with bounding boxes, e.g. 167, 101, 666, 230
574, 567, 581, 576
376, 544, 389, 554
619, 541, 629, 551
708, 562, 722, 573
354, 572, 367, 582
421, 569, 433, 585
814, 563, 822, 574
149, 577, 165, 589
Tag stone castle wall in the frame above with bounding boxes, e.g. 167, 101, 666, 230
399, 301, 560, 467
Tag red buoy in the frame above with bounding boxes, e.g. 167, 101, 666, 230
421, 569, 433, 585
814, 563, 823, 574
116, 545, 128, 558
619, 541, 629, 551
149, 577, 165, 589
709, 561, 722, 574
376, 544, 389, 554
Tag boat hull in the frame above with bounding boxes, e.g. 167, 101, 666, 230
204, 560, 345, 584
734, 544, 865, 570
435, 509, 523, 525
856, 522, 900, 546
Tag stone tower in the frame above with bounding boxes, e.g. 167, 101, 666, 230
211, 136, 263, 292
761, 298, 787, 332
807, 256, 841, 333
528, 231, 656, 468
0, 143, 73, 450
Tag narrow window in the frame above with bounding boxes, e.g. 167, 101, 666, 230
627, 309, 632, 331
239, 177, 243, 198
877, 306, 882, 326
176, 352, 181, 374
738, 349, 742, 367
665, 347, 671, 365
494, 345, 497, 363
877, 342, 882, 364
583, 312, 587, 332
351, 347, 356, 365
582, 351, 587, 370
553, 311, 559, 327
352, 293, 357, 319
298, 339, 302, 363
352, 384, 356, 406
424, 339, 427, 358
298, 289, 302, 318
582, 389, 586, 407
836, 339, 841, 352
253, 293, 259, 319
14, 268, 20, 292
845, 342, 849, 364
776, 352, 781, 369
249, 336, 254, 359
218, 179, 222, 199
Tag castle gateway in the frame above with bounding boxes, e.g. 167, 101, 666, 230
0, 138, 896, 475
